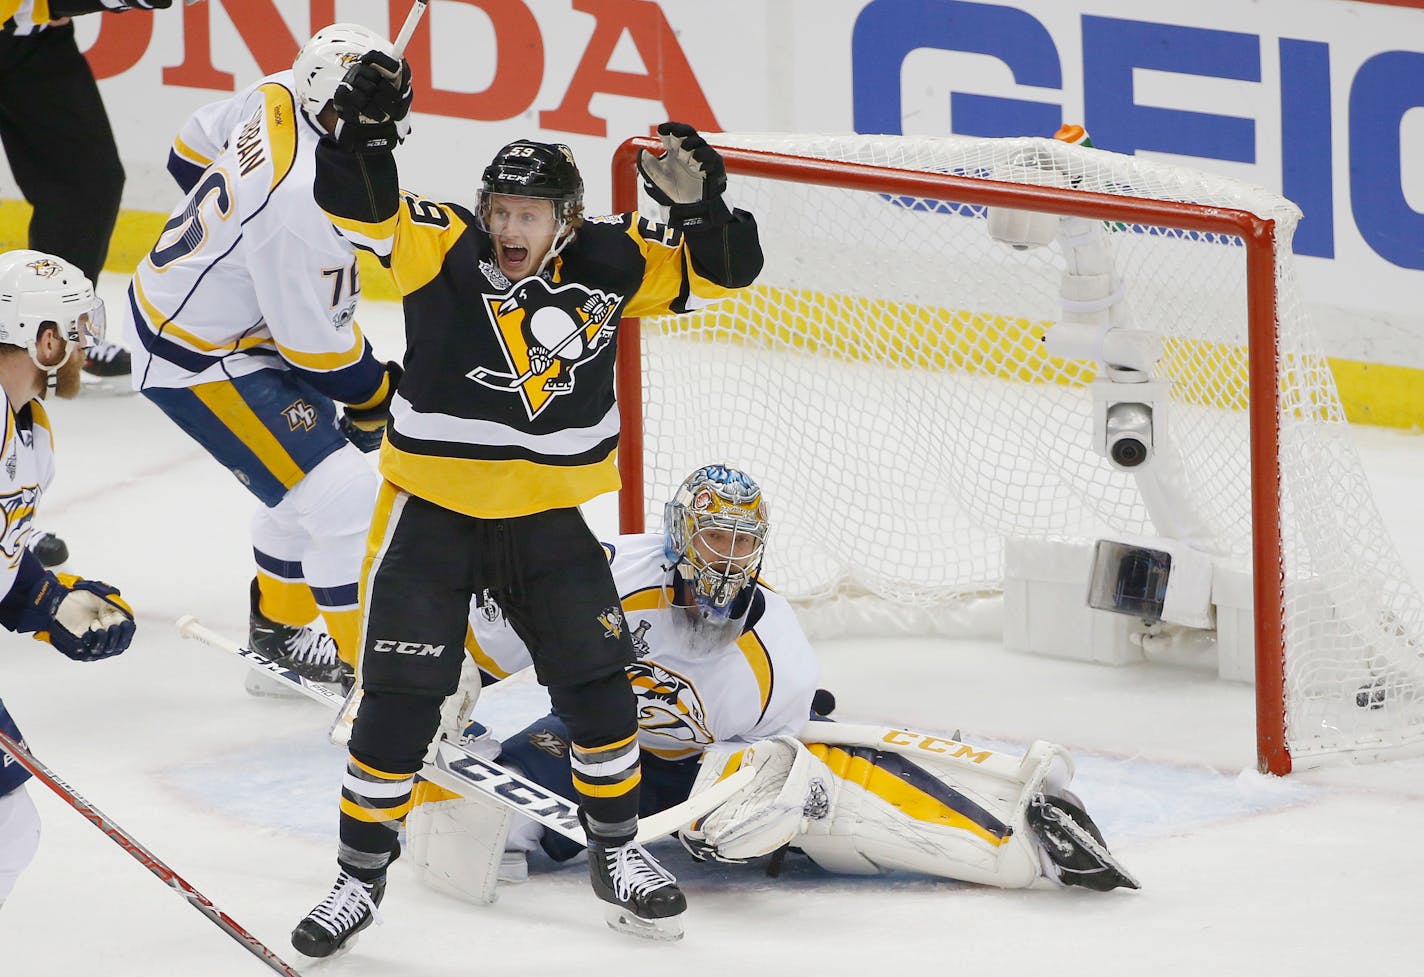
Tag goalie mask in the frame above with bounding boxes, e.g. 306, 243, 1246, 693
477, 140, 584, 276
293, 23, 396, 116
664, 465, 769, 622
0, 250, 104, 376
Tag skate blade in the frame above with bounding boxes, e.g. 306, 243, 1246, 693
603, 905, 684, 942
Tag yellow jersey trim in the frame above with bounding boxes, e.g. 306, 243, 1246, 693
379, 441, 620, 518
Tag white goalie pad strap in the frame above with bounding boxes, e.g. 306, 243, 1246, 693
406, 782, 511, 906
680, 736, 831, 862
793, 723, 1074, 889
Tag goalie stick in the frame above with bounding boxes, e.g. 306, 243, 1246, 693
0, 730, 304, 977
176, 617, 751, 846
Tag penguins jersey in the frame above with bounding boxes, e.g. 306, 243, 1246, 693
467, 533, 819, 762
314, 146, 763, 518
120, 70, 388, 410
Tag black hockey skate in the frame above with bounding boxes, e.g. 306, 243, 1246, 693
248, 578, 353, 694
28, 530, 69, 568
291, 870, 385, 958
588, 841, 686, 941
1027, 793, 1140, 892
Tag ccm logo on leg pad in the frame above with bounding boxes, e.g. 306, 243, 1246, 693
372, 639, 446, 656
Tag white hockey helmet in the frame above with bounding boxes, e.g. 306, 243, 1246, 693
0, 250, 104, 371
292, 23, 397, 116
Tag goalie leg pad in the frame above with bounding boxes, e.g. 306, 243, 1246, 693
790, 730, 1079, 889
406, 780, 511, 905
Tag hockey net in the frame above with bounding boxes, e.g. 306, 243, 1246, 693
610, 132, 1424, 773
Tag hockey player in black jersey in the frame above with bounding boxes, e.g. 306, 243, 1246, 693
290, 51, 763, 956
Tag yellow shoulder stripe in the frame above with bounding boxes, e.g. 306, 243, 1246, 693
390, 200, 468, 297
735, 628, 774, 721
258, 83, 298, 192
621, 586, 672, 614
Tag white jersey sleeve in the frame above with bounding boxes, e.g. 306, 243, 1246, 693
168, 78, 267, 192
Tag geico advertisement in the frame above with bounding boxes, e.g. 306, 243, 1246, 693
59, 0, 1424, 360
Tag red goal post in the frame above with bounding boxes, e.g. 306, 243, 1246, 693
609, 132, 1420, 775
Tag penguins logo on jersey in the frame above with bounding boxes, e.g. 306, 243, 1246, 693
597, 605, 624, 640
281, 399, 318, 432
0, 485, 39, 563
626, 659, 713, 746
469, 277, 621, 420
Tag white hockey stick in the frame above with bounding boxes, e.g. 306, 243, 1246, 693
0, 730, 304, 977
391, 0, 428, 57
176, 617, 750, 845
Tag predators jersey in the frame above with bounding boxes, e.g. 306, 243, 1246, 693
314, 146, 763, 518
0, 397, 53, 609
119, 71, 387, 409
467, 533, 819, 762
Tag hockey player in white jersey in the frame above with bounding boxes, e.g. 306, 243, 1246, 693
406, 465, 1138, 911
0, 250, 136, 906
117, 24, 408, 693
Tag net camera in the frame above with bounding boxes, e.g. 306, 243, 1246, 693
1091, 375, 1170, 474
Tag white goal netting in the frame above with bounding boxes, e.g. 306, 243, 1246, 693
623, 132, 1424, 769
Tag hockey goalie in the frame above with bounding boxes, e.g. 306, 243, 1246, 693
406, 466, 1138, 908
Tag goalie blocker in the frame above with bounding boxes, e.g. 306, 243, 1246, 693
410, 720, 1138, 896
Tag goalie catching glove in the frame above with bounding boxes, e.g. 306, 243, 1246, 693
637, 122, 731, 229
679, 736, 830, 863
8, 570, 135, 662
330, 51, 413, 155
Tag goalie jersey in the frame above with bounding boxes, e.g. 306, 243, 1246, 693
118, 70, 387, 408
467, 533, 818, 760
314, 146, 762, 518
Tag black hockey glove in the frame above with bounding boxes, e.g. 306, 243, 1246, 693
330, 51, 414, 156
340, 361, 402, 453
12, 571, 135, 662
637, 122, 731, 229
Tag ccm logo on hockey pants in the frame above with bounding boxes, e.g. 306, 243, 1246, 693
371, 640, 446, 656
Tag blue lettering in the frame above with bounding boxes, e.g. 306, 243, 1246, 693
1349, 51, 1424, 269
1280, 39, 1335, 258
1083, 18, 1258, 163
851, 0, 1060, 137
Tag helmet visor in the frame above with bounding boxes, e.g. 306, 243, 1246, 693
75, 299, 106, 350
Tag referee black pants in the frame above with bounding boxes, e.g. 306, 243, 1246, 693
0, 24, 124, 283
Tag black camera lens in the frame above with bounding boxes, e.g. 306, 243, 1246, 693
1110, 437, 1147, 468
